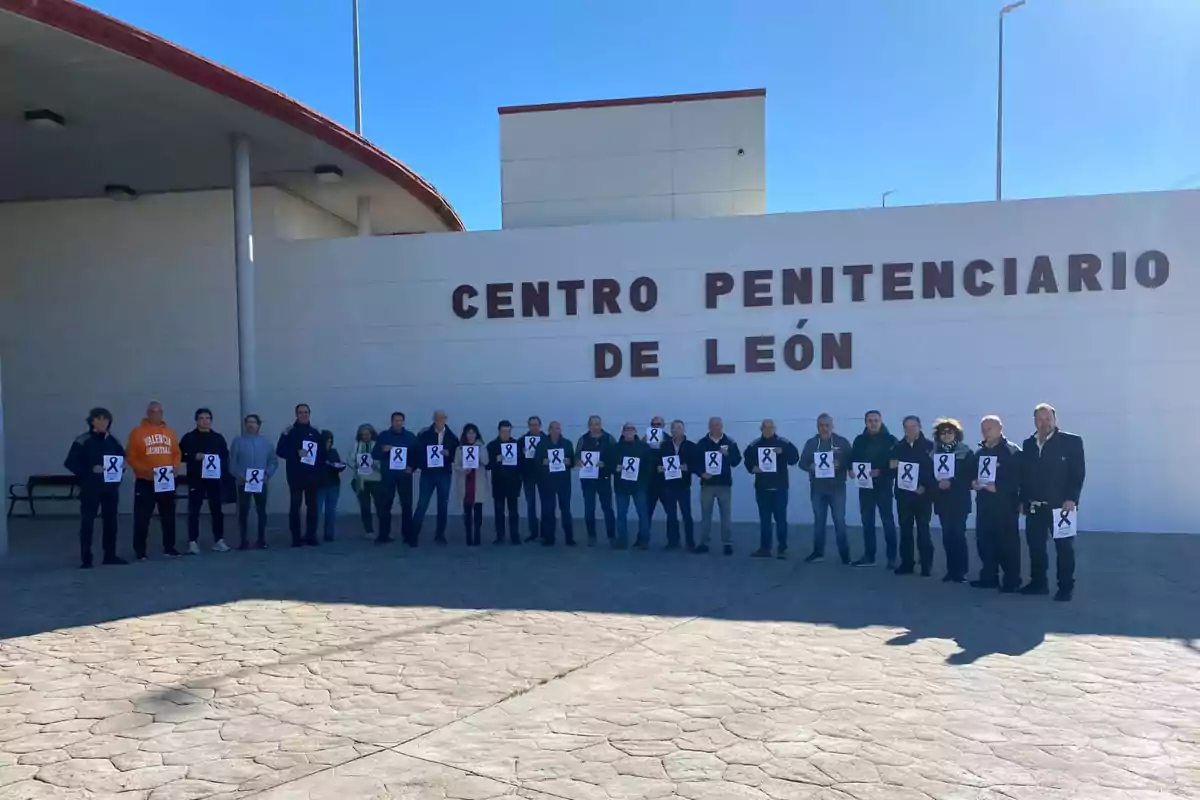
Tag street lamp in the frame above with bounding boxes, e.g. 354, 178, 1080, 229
881, 190, 895, 208
352, 0, 363, 136
996, 0, 1026, 201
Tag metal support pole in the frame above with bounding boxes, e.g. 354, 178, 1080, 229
356, 196, 372, 236
995, 14, 1005, 202
352, 0, 363, 136
232, 135, 258, 420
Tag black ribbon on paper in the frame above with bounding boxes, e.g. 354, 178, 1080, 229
856, 463, 868, 480
901, 463, 914, 481
304, 442, 315, 457
582, 453, 595, 467
106, 457, 120, 473
157, 467, 171, 484
504, 444, 515, 460
624, 457, 637, 474
248, 469, 261, 485
205, 455, 217, 472
465, 448, 477, 464
550, 450, 562, 465
937, 454, 949, 473
1058, 509, 1072, 528
667, 456, 678, 470
359, 454, 370, 469
761, 449, 774, 466
980, 457, 994, 478
428, 446, 441, 461
647, 428, 660, 443
708, 452, 720, 468
818, 453, 830, 469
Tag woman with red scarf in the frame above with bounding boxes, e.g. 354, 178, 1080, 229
453, 423, 489, 546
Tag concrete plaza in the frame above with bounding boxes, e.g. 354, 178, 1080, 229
0, 515, 1197, 799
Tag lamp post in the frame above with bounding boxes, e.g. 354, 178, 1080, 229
352, 0, 363, 136
881, 189, 895, 208
996, 0, 1026, 201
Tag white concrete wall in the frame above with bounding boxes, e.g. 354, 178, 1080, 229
500, 95, 765, 229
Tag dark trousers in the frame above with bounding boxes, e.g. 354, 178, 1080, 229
492, 488, 521, 543
938, 512, 969, 579
288, 484, 319, 544
976, 507, 1021, 588
897, 497, 933, 570
859, 487, 897, 562
521, 475, 540, 538
133, 479, 177, 558
79, 489, 118, 565
462, 501, 483, 546
237, 486, 268, 545
413, 470, 452, 542
581, 479, 615, 541
1026, 505, 1076, 591
187, 480, 225, 544
357, 487, 377, 533
647, 478, 665, 523
538, 479, 574, 544
663, 482, 695, 548
375, 478, 414, 543
755, 488, 788, 552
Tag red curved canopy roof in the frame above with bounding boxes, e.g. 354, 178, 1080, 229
0, 0, 464, 232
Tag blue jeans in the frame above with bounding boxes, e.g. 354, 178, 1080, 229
615, 490, 648, 547
859, 487, 897, 562
755, 488, 789, 552
538, 478, 574, 544
522, 475, 540, 539
581, 479, 615, 540
811, 486, 849, 561
663, 482, 695, 548
412, 471, 452, 542
316, 485, 340, 542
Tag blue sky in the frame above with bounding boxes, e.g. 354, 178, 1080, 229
86, 0, 1199, 231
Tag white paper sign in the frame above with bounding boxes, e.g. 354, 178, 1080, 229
244, 468, 265, 493
154, 465, 175, 493
103, 455, 124, 484
852, 462, 873, 489
897, 461, 919, 492
1052, 507, 1078, 539
201, 454, 222, 480
704, 450, 724, 476
757, 447, 778, 474
425, 445, 444, 469
621, 456, 640, 482
501, 442, 519, 466
579, 451, 600, 479
813, 450, 836, 479
524, 436, 539, 459
388, 446, 408, 471
662, 455, 682, 480
300, 440, 317, 466
977, 455, 997, 486
355, 452, 373, 475
933, 452, 956, 481
547, 448, 566, 473
461, 445, 481, 470
645, 427, 664, 448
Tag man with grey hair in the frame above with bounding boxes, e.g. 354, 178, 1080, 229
971, 414, 1022, 592
696, 416, 741, 555
659, 420, 699, 551
412, 410, 459, 546
799, 413, 853, 564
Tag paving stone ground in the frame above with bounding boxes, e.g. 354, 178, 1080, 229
0, 515, 1197, 800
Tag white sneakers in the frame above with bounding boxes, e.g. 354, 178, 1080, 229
188, 541, 201, 556
212, 540, 230, 553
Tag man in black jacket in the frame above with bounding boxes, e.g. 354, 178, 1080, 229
519, 416, 546, 542
487, 420, 524, 545
971, 415, 1023, 592
575, 415, 616, 545
659, 420, 699, 551
1020, 403, 1086, 602
372, 412, 418, 545
64, 407, 127, 568
696, 417, 741, 555
744, 419, 801, 559
849, 411, 898, 568
413, 410, 459, 545
180, 408, 231, 555
275, 403, 324, 547
644, 414, 669, 529
890, 415, 936, 576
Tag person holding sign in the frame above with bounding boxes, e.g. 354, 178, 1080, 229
350, 424, 380, 538
519, 416, 547, 543
372, 412, 418, 545
799, 414, 853, 565
180, 408, 231, 555
744, 419, 800, 559
275, 403, 324, 547
849, 411, 899, 568
316, 431, 346, 542
643, 415, 668, 528
575, 415, 616, 545
659, 420, 699, 552
127, 401, 182, 560
413, 410, 460, 546
970, 415, 1023, 593
453, 423, 489, 546
486, 420, 523, 545
1019, 404, 1086, 602
64, 407, 127, 568
605, 423, 652, 549
889, 415, 936, 576
931, 418, 973, 583
696, 417, 741, 555
230, 414, 277, 549
535, 421, 576, 546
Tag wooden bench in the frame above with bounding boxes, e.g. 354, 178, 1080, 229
7, 473, 195, 517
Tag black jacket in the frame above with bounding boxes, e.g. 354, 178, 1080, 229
321, 447, 346, 489
973, 437, 1023, 515
519, 431, 547, 480
799, 434, 853, 493
486, 437, 524, 495
1019, 429, 1086, 508
890, 435, 936, 503
575, 431, 616, 481
535, 436, 575, 484
180, 429, 230, 482
372, 427, 418, 482
276, 423, 325, 487
416, 426, 460, 474
850, 425, 898, 493
605, 438, 653, 496
932, 440, 973, 520
64, 431, 125, 493
695, 434, 741, 487
659, 437, 700, 488
743, 435, 801, 491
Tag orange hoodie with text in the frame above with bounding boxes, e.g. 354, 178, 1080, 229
125, 419, 182, 481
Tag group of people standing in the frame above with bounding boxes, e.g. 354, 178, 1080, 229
64, 401, 1085, 601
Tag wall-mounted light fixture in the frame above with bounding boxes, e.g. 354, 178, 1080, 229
24, 109, 65, 130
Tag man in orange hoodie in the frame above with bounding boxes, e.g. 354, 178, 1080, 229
126, 400, 182, 559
